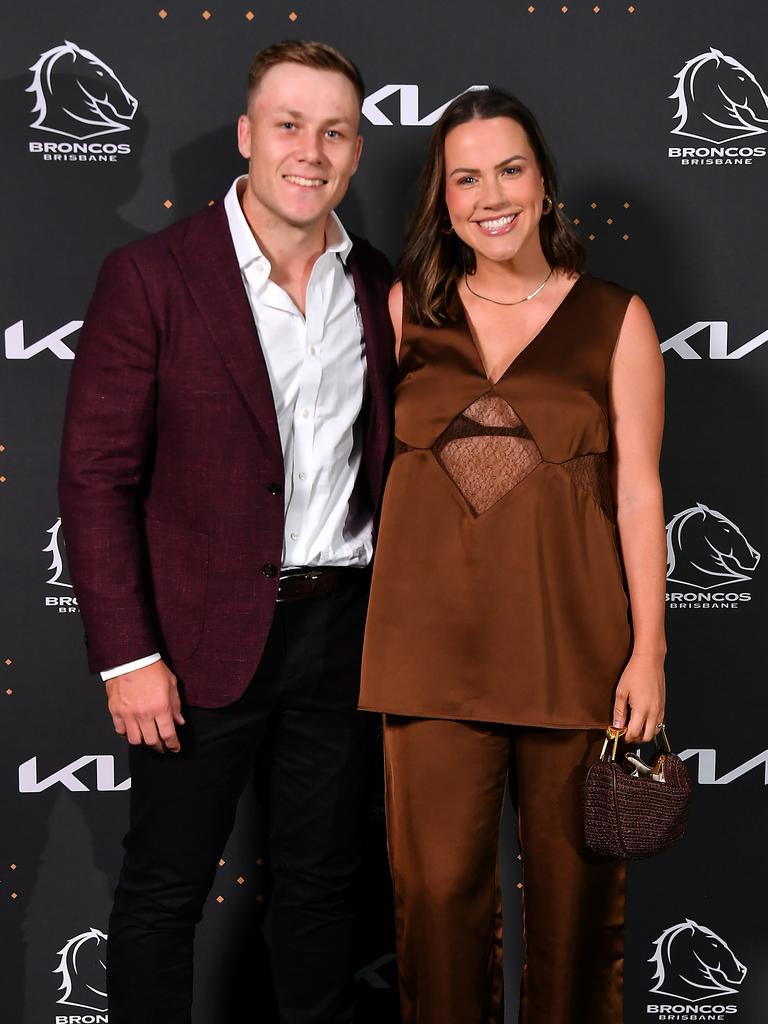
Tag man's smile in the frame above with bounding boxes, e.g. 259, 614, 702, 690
283, 173, 328, 188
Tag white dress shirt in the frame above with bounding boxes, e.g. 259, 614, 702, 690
102, 177, 372, 681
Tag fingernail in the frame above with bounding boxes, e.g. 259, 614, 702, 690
613, 719, 622, 728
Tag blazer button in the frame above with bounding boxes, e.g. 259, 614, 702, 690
262, 563, 278, 578
267, 482, 283, 496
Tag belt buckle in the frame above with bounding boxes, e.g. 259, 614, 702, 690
276, 568, 328, 602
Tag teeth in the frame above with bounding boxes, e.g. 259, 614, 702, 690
284, 174, 326, 187
478, 214, 516, 229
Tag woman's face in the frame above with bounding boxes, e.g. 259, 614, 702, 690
444, 116, 547, 268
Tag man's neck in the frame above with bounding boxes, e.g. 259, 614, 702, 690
239, 183, 331, 312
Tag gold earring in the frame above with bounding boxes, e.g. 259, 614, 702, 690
442, 221, 455, 235
542, 195, 554, 215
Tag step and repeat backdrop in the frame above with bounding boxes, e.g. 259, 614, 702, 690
2, 1, 766, 1021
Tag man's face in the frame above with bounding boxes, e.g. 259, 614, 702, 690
237, 62, 363, 232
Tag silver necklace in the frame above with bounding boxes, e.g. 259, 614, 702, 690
464, 266, 554, 306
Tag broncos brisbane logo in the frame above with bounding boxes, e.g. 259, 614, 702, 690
671, 47, 768, 144
650, 919, 747, 1003
27, 40, 137, 140
53, 927, 108, 1012
666, 503, 760, 591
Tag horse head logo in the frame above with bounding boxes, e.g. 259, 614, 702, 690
43, 517, 72, 588
53, 927, 108, 1012
650, 919, 747, 1003
27, 41, 138, 140
666, 503, 760, 590
671, 47, 768, 144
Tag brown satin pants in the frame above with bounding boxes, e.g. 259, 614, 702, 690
383, 717, 626, 1024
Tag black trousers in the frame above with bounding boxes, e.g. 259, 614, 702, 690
107, 569, 373, 1024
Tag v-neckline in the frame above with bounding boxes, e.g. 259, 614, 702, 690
456, 273, 586, 386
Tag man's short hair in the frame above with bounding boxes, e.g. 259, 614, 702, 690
247, 40, 365, 109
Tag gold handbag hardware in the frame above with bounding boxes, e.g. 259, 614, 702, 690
600, 726, 627, 761
600, 725, 673, 781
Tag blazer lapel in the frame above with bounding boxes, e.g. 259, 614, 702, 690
348, 243, 394, 512
171, 202, 282, 465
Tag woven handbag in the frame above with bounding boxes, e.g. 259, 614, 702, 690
583, 726, 691, 859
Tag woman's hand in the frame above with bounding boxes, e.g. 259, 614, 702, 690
612, 653, 666, 744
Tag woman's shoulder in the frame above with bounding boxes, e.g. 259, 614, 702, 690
578, 272, 637, 304
575, 272, 645, 330
398, 279, 463, 330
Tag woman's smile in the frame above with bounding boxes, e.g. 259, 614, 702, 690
472, 212, 520, 235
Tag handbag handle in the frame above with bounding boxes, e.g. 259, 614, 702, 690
600, 725, 672, 762
600, 726, 627, 762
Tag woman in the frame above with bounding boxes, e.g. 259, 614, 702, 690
359, 87, 666, 1023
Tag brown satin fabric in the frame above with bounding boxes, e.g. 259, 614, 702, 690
359, 274, 635, 728
384, 717, 626, 1024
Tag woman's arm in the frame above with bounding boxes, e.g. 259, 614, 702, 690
389, 280, 404, 361
607, 294, 667, 744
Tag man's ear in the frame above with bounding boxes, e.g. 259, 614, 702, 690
237, 114, 252, 160
350, 134, 364, 176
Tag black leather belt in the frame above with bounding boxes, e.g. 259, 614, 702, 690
276, 566, 364, 602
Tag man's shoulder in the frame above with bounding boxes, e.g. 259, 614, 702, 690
102, 201, 225, 273
348, 234, 392, 282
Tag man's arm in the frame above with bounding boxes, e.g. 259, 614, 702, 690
59, 247, 184, 752
59, 246, 160, 670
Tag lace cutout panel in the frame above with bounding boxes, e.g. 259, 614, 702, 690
562, 451, 614, 521
397, 395, 614, 521
433, 395, 542, 516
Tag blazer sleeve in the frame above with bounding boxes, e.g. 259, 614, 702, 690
58, 247, 161, 674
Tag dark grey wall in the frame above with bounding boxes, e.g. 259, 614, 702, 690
2, 2, 766, 1022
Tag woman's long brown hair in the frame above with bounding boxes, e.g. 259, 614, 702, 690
398, 87, 585, 326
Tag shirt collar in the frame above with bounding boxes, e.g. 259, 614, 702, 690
223, 175, 353, 272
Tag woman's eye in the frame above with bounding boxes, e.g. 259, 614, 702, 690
459, 176, 477, 186
502, 166, 520, 176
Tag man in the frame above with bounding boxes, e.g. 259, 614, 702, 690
58, 40, 393, 1024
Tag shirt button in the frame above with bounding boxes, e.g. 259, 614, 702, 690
267, 482, 283, 496
261, 563, 278, 578
301, 409, 310, 418
309, 345, 317, 355
290, 532, 299, 541
298, 472, 307, 481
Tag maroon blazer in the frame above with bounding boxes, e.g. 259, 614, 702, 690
58, 200, 394, 707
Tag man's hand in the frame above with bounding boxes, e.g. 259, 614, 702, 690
105, 660, 185, 753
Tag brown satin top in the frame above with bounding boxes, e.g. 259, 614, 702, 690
359, 274, 635, 728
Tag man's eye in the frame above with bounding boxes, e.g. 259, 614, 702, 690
281, 122, 295, 130
326, 130, 340, 139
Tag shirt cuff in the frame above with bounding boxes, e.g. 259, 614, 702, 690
101, 653, 162, 681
